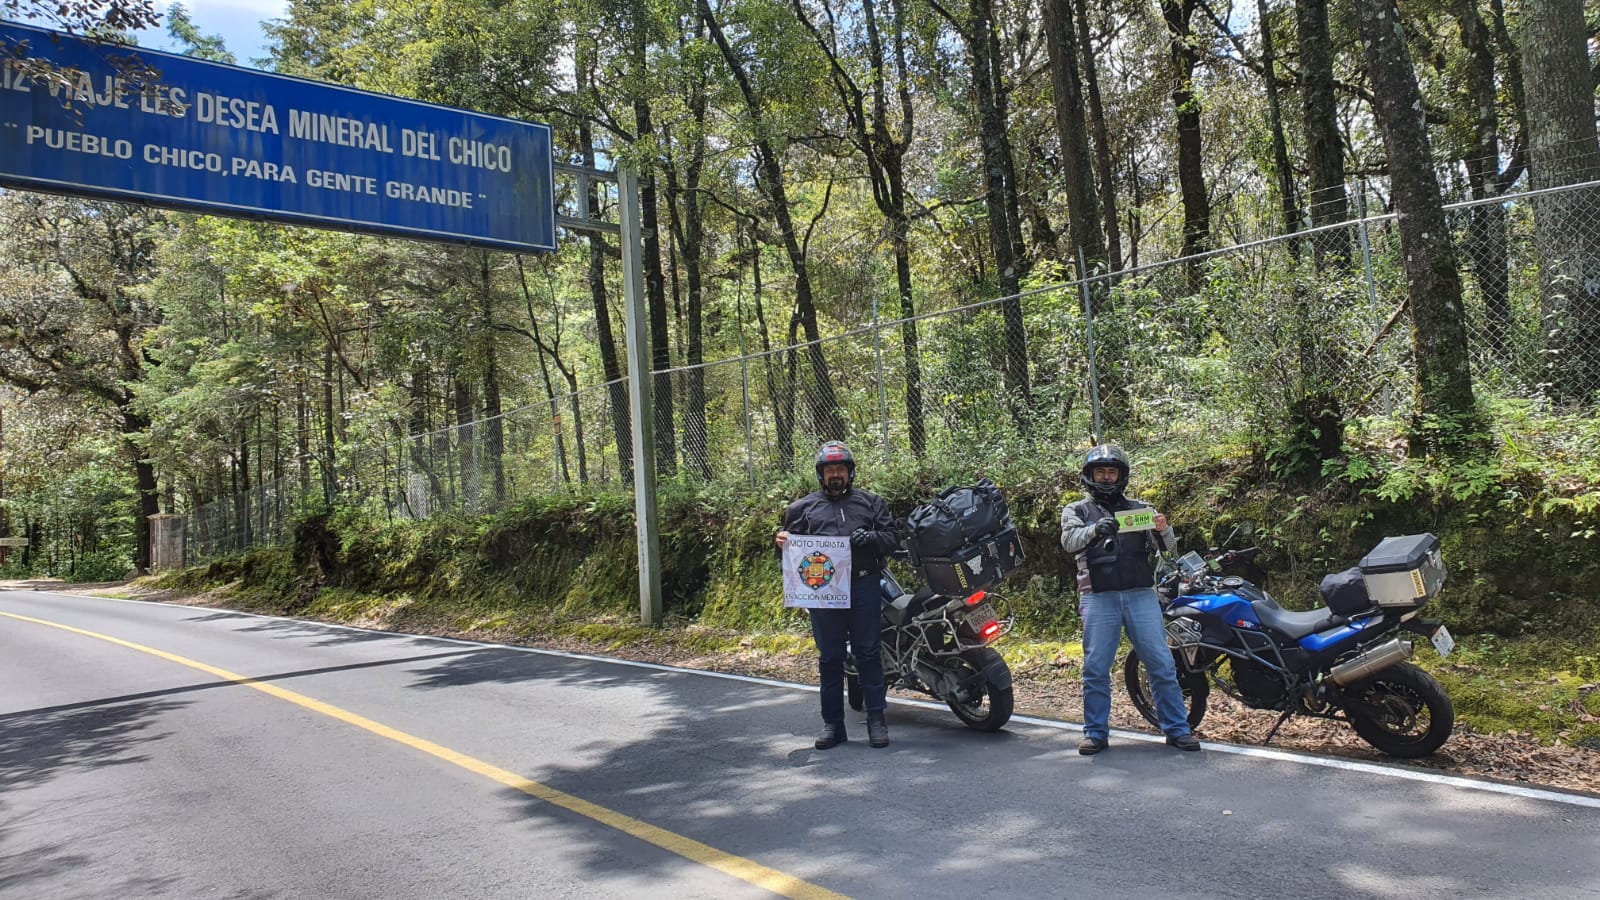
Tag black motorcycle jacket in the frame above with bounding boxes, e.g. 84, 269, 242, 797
1060, 494, 1176, 594
780, 487, 900, 578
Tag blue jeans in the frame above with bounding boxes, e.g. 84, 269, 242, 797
1080, 587, 1191, 740
809, 575, 886, 723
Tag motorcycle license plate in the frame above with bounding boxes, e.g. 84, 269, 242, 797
1430, 624, 1455, 658
964, 601, 997, 630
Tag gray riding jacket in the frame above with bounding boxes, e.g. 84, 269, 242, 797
1060, 495, 1176, 594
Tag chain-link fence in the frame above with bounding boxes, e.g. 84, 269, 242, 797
379, 382, 629, 519
178, 175, 1600, 560
185, 475, 298, 562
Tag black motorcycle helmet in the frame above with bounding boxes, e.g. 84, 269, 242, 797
814, 440, 856, 490
1081, 443, 1130, 503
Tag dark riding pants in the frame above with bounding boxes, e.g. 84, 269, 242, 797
809, 574, 886, 723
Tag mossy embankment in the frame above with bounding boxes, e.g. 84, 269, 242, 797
156, 448, 1600, 746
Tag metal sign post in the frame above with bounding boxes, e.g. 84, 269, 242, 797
546, 163, 663, 625
618, 171, 663, 625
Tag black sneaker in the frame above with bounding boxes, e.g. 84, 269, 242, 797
1166, 733, 1202, 751
1078, 737, 1108, 755
815, 721, 847, 750
866, 712, 889, 749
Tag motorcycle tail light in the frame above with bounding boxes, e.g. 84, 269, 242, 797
965, 590, 988, 607
980, 621, 1002, 641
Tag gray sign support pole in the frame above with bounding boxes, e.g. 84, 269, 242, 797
619, 170, 663, 625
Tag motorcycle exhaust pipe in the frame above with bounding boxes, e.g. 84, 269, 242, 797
1327, 638, 1413, 686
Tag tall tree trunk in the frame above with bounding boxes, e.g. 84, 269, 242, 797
702, 0, 847, 451
1046, 0, 1117, 429
749, 240, 793, 465
1074, 0, 1122, 273
481, 290, 506, 505
1455, 0, 1522, 362
629, 21, 678, 477
794, 0, 928, 456
575, 45, 633, 482
453, 376, 478, 511
1296, 0, 1350, 269
665, 20, 712, 480
965, 0, 1031, 422
236, 422, 251, 549
1354, 0, 1478, 439
1044, 0, 1107, 276
124, 412, 159, 573
1256, 0, 1300, 246
1519, 0, 1600, 403
1162, 0, 1210, 285
406, 366, 430, 515
321, 343, 338, 502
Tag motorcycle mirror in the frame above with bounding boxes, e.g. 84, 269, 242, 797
1219, 521, 1252, 548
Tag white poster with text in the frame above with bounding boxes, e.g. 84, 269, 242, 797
782, 535, 853, 609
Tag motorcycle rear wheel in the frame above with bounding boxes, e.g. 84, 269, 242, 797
1347, 662, 1454, 758
846, 673, 864, 712
946, 648, 1014, 732
1123, 648, 1209, 730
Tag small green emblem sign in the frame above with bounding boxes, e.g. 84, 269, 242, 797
1115, 507, 1158, 532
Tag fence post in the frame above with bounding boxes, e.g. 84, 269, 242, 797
873, 293, 889, 462
1358, 180, 1378, 309
1078, 246, 1103, 443
736, 288, 755, 486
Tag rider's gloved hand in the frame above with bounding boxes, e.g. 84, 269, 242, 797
850, 527, 874, 549
1093, 517, 1119, 539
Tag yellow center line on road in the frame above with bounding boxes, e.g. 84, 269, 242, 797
1, 610, 849, 900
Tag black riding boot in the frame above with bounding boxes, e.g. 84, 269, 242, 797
815, 721, 847, 749
867, 711, 889, 748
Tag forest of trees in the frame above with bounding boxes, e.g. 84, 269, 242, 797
1, 0, 1598, 575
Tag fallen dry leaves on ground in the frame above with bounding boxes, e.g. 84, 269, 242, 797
20, 579, 1599, 800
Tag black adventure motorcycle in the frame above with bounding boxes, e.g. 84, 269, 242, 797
844, 481, 1024, 732
843, 558, 1016, 731
1123, 529, 1457, 758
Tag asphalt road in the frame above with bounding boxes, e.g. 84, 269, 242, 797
3, 589, 1598, 900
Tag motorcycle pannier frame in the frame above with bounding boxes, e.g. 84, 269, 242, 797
918, 527, 1025, 597
1358, 533, 1446, 608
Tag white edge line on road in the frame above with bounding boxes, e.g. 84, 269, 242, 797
44, 589, 1600, 811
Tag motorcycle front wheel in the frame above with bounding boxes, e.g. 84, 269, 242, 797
1123, 648, 1209, 730
846, 673, 863, 712
945, 648, 1014, 732
1346, 662, 1454, 758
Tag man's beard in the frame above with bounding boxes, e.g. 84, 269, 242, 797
824, 476, 848, 494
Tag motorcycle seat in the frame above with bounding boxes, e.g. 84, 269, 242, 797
1250, 598, 1339, 640
883, 588, 937, 626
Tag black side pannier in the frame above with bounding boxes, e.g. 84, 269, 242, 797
920, 528, 1025, 596
1319, 566, 1374, 616
905, 477, 1010, 561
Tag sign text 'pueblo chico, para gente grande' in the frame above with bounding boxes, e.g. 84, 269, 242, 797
0, 22, 555, 252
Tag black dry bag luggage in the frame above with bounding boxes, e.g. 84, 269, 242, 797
905, 477, 1010, 560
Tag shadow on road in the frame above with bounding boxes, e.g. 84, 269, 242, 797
0, 697, 180, 797
389, 645, 1600, 900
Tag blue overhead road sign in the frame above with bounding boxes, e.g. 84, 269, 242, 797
0, 22, 555, 252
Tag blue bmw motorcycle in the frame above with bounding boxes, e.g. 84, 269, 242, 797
1123, 533, 1457, 758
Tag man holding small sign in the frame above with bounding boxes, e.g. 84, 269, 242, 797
1060, 443, 1201, 754
776, 441, 899, 749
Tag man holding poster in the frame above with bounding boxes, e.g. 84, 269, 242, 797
776, 441, 899, 749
